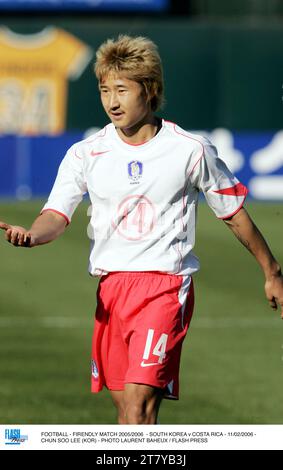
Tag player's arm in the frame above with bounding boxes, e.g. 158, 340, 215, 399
223, 207, 283, 318
0, 210, 67, 248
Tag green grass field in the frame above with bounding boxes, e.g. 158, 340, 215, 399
0, 200, 282, 424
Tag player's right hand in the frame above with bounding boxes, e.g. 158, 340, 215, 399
0, 221, 34, 247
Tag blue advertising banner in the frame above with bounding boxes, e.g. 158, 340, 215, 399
0, 0, 169, 12
0, 129, 282, 200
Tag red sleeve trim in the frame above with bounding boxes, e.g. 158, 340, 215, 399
40, 209, 70, 226
213, 182, 248, 196
218, 188, 248, 220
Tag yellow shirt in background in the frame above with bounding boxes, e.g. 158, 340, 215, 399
0, 26, 93, 135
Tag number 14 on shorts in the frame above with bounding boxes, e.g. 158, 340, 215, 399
141, 329, 168, 367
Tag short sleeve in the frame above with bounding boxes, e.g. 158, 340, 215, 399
40, 144, 87, 224
190, 139, 248, 219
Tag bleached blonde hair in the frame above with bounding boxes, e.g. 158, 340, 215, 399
94, 34, 164, 111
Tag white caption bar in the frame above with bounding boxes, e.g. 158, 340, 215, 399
0, 424, 283, 450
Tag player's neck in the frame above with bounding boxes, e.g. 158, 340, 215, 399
116, 115, 161, 145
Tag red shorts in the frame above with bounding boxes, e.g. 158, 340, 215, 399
91, 271, 194, 400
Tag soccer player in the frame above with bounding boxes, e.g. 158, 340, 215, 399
1, 35, 283, 425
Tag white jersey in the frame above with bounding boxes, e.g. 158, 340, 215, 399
41, 120, 248, 277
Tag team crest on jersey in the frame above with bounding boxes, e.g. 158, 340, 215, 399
91, 359, 99, 379
128, 160, 143, 183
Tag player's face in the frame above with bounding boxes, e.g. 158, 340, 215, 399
99, 74, 151, 131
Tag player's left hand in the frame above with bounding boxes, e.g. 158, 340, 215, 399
264, 273, 283, 319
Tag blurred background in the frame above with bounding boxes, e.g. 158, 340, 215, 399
0, 0, 283, 425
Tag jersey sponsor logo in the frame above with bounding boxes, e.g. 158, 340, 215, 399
90, 149, 111, 157
128, 160, 143, 183
91, 359, 99, 379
